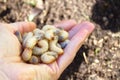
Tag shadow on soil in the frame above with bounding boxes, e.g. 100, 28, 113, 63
91, 0, 120, 32
59, 45, 89, 80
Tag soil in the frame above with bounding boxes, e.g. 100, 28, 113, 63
0, 0, 120, 80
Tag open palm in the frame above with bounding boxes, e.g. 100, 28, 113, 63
0, 20, 94, 80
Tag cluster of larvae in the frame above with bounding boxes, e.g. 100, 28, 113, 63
15, 25, 69, 64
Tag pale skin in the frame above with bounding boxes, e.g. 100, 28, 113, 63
0, 20, 95, 80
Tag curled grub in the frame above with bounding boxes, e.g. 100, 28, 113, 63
22, 48, 32, 61
41, 51, 58, 64
15, 25, 69, 64
50, 36, 63, 55
33, 39, 49, 55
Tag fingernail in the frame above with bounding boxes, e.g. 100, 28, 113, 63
81, 21, 95, 33
54, 20, 77, 30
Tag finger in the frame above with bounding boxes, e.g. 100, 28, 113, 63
57, 22, 95, 74
10, 22, 36, 34
69, 21, 95, 39
54, 20, 77, 31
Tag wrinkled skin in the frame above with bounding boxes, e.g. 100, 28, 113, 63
0, 20, 94, 80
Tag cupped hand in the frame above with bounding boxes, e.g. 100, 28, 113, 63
0, 20, 94, 80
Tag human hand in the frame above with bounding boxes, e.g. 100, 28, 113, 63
0, 20, 94, 80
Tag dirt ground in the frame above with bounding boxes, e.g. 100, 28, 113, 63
0, 0, 120, 80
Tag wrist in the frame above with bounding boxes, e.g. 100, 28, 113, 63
0, 70, 9, 80
0, 63, 10, 80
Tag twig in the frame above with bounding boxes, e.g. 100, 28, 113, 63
83, 52, 89, 64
